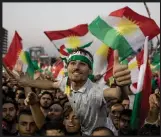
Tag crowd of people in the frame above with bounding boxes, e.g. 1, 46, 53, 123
2, 48, 160, 136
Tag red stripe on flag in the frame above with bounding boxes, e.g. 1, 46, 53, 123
109, 6, 160, 40
52, 60, 64, 78
140, 62, 152, 127
44, 24, 88, 40
3, 31, 22, 70
104, 48, 114, 81
59, 45, 69, 56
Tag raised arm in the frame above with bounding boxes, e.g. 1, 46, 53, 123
25, 91, 46, 129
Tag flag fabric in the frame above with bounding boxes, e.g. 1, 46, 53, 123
51, 59, 65, 80
3, 31, 22, 70
44, 24, 93, 59
18, 50, 37, 78
89, 6, 160, 60
130, 37, 152, 129
44, 24, 115, 84
3, 31, 38, 78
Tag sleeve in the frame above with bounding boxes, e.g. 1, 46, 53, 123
58, 77, 67, 93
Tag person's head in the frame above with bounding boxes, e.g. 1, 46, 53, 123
47, 103, 63, 120
2, 83, 9, 94
109, 103, 124, 129
67, 48, 93, 83
2, 98, 18, 123
92, 127, 114, 136
39, 91, 53, 109
118, 109, 132, 134
17, 93, 26, 111
17, 109, 38, 136
15, 87, 24, 101
63, 105, 81, 135
122, 99, 130, 109
41, 121, 65, 136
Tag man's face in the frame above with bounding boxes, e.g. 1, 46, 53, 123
2, 103, 17, 122
67, 60, 91, 83
40, 94, 52, 109
46, 129, 65, 136
122, 100, 130, 109
63, 111, 80, 133
17, 99, 26, 111
119, 115, 131, 134
18, 114, 37, 136
109, 104, 124, 129
16, 90, 23, 101
47, 104, 63, 120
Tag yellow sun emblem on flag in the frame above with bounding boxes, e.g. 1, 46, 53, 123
115, 17, 139, 36
66, 35, 81, 49
96, 44, 109, 56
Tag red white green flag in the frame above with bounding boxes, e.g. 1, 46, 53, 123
89, 6, 160, 60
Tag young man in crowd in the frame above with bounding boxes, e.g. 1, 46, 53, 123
16, 109, 38, 136
106, 103, 124, 136
2, 98, 18, 136
118, 109, 135, 135
63, 105, 81, 136
8, 48, 132, 135
17, 93, 27, 113
91, 127, 114, 136
39, 91, 53, 117
40, 121, 65, 136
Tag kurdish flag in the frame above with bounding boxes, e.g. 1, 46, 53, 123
3, 31, 38, 78
89, 6, 160, 60
130, 37, 152, 129
44, 24, 93, 59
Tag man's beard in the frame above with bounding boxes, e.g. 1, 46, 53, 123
3, 117, 15, 126
40, 104, 50, 109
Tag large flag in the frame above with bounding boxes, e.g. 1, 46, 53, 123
89, 6, 160, 60
44, 24, 93, 59
130, 37, 152, 129
44, 24, 114, 83
3, 31, 38, 78
3, 31, 22, 70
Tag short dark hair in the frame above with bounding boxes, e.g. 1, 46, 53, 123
63, 105, 73, 118
40, 91, 54, 100
67, 48, 93, 69
92, 127, 114, 136
17, 109, 32, 122
2, 98, 18, 110
120, 109, 132, 118
41, 120, 65, 135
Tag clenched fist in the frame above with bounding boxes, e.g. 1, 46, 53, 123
113, 50, 131, 86
24, 92, 39, 106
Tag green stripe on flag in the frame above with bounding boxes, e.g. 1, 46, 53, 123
89, 16, 134, 60
24, 51, 36, 78
130, 92, 141, 129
